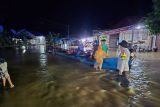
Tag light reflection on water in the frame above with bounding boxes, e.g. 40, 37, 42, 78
38, 45, 47, 72
128, 59, 151, 106
0, 47, 160, 107
39, 53, 47, 68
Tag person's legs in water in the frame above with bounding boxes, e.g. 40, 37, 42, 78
123, 71, 131, 81
129, 59, 133, 71
99, 63, 102, 71
95, 63, 102, 71
94, 62, 99, 70
119, 70, 123, 75
129, 64, 131, 71
122, 71, 126, 77
2, 78, 6, 87
119, 62, 125, 75
7, 76, 14, 88
121, 71, 130, 87
3, 72, 14, 88
118, 65, 123, 75
97, 63, 101, 71
116, 70, 123, 87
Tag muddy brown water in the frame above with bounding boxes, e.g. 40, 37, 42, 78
0, 47, 160, 107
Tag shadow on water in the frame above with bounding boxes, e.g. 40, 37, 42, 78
0, 47, 160, 107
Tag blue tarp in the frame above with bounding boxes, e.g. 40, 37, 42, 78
56, 52, 120, 70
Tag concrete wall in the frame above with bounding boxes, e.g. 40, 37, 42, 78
119, 29, 152, 50
93, 28, 159, 51
109, 34, 119, 51
156, 36, 160, 50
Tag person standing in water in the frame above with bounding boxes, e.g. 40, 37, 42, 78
101, 39, 109, 57
117, 40, 130, 76
0, 58, 14, 88
94, 45, 107, 71
93, 35, 99, 59
129, 49, 136, 70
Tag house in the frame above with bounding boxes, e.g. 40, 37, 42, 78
156, 36, 160, 51
26, 32, 46, 45
93, 17, 157, 51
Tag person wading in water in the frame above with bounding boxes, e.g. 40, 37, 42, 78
0, 58, 14, 88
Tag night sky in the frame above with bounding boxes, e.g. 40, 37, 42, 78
0, 0, 153, 36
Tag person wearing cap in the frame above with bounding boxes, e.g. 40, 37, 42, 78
0, 58, 14, 88
117, 40, 130, 76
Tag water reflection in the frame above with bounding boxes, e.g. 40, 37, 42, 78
39, 45, 47, 72
39, 53, 47, 71
22, 49, 26, 54
128, 59, 151, 106
0, 49, 160, 107
105, 58, 152, 106
39, 45, 46, 54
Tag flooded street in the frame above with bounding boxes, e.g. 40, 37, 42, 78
0, 47, 160, 107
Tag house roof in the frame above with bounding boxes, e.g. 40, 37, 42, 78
16, 29, 34, 39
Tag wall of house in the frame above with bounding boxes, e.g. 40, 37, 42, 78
93, 28, 159, 51
35, 36, 46, 45
119, 29, 152, 50
156, 36, 160, 51
109, 34, 119, 51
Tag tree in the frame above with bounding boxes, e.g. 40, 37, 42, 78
16, 29, 33, 46
145, 0, 160, 35
46, 32, 54, 46
0, 36, 5, 46
0, 27, 14, 47
46, 32, 65, 47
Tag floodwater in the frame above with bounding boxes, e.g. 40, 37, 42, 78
0, 46, 160, 107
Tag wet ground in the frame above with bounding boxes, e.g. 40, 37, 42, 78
0, 46, 160, 107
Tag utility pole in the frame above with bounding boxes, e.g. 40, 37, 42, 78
131, 27, 134, 49
68, 24, 70, 38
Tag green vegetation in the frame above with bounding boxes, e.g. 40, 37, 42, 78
0, 28, 14, 47
145, 0, 160, 35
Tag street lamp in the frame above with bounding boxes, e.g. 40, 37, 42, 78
135, 24, 145, 30
68, 25, 70, 38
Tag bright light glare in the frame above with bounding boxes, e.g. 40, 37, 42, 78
22, 46, 26, 49
81, 39, 86, 42
135, 24, 145, 29
39, 36, 44, 38
22, 49, 26, 54
64, 44, 67, 50
40, 45, 46, 53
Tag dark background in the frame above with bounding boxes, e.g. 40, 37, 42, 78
0, 0, 153, 35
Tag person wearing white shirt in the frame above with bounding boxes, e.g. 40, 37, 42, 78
0, 58, 14, 88
117, 40, 130, 76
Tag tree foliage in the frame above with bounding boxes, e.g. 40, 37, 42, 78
145, 0, 160, 35
0, 28, 14, 46
46, 32, 65, 46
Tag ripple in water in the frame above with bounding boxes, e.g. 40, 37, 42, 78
128, 59, 151, 106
